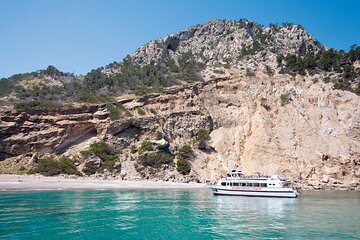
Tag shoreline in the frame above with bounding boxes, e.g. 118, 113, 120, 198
0, 174, 206, 191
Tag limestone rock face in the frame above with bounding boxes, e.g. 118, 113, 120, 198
0, 106, 106, 158
106, 20, 323, 75
0, 70, 359, 190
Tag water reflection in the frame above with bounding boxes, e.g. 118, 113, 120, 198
211, 194, 297, 215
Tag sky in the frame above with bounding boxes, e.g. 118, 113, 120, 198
0, 0, 359, 78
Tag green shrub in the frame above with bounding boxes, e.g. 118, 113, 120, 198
333, 79, 352, 91
137, 108, 146, 115
130, 145, 137, 154
140, 152, 174, 168
280, 93, 292, 106
118, 104, 132, 117
177, 159, 191, 175
31, 156, 81, 176
107, 104, 121, 121
193, 129, 210, 149
265, 65, 274, 76
107, 103, 132, 120
134, 162, 144, 172
176, 144, 192, 175
138, 140, 154, 155
15, 100, 63, 111
354, 84, 360, 96
83, 164, 98, 176
19, 166, 27, 172
155, 131, 163, 140
42, 65, 61, 76
177, 145, 192, 160
87, 142, 118, 172
149, 108, 157, 115
194, 129, 210, 143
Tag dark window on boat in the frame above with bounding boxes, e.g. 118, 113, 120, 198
246, 183, 253, 187
233, 182, 239, 186
221, 182, 226, 186
240, 183, 246, 186
261, 183, 267, 187
253, 183, 260, 187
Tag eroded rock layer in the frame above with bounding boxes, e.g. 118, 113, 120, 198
0, 70, 359, 190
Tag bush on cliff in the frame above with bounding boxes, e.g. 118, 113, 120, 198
176, 145, 193, 175
280, 93, 292, 106
193, 129, 210, 149
176, 159, 191, 175
88, 142, 118, 162
139, 152, 174, 168
30, 156, 81, 176
15, 100, 63, 111
138, 140, 154, 155
81, 142, 119, 174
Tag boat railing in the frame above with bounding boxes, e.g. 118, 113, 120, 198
222, 175, 273, 181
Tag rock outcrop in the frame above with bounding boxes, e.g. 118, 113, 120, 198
0, 20, 359, 190
105, 20, 323, 75
1, 69, 359, 190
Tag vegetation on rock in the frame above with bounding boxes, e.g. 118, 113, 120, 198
29, 156, 81, 176
138, 140, 154, 155
140, 152, 174, 168
15, 100, 64, 111
193, 129, 210, 149
277, 45, 360, 94
82, 142, 119, 174
280, 93, 292, 106
176, 145, 192, 175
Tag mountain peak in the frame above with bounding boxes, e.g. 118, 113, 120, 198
121, 19, 323, 73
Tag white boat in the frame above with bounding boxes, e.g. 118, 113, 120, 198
208, 170, 298, 198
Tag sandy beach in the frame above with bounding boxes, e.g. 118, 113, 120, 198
0, 174, 206, 191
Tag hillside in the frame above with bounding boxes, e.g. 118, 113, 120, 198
1, 19, 359, 108
0, 19, 359, 190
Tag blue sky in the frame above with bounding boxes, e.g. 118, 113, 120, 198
0, 0, 359, 78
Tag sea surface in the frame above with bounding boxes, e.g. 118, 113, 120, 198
0, 189, 359, 240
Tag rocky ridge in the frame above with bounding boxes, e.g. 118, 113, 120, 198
105, 20, 324, 75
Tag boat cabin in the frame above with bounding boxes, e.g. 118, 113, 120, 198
218, 170, 288, 188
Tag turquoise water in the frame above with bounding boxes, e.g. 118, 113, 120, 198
0, 190, 359, 240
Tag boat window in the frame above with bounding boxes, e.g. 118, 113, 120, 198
233, 182, 239, 186
221, 182, 226, 186
253, 183, 260, 187
240, 183, 246, 186
246, 183, 253, 187
261, 183, 267, 187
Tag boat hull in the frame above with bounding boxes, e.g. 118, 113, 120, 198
210, 187, 298, 198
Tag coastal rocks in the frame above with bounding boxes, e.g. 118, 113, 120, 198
0, 70, 359, 190
0, 106, 105, 157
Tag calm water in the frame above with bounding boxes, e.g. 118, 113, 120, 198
0, 189, 359, 240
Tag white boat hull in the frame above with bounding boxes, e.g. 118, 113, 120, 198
210, 186, 298, 198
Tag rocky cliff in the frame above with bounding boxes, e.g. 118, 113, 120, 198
0, 20, 359, 190
125, 20, 323, 72
1, 68, 359, 190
